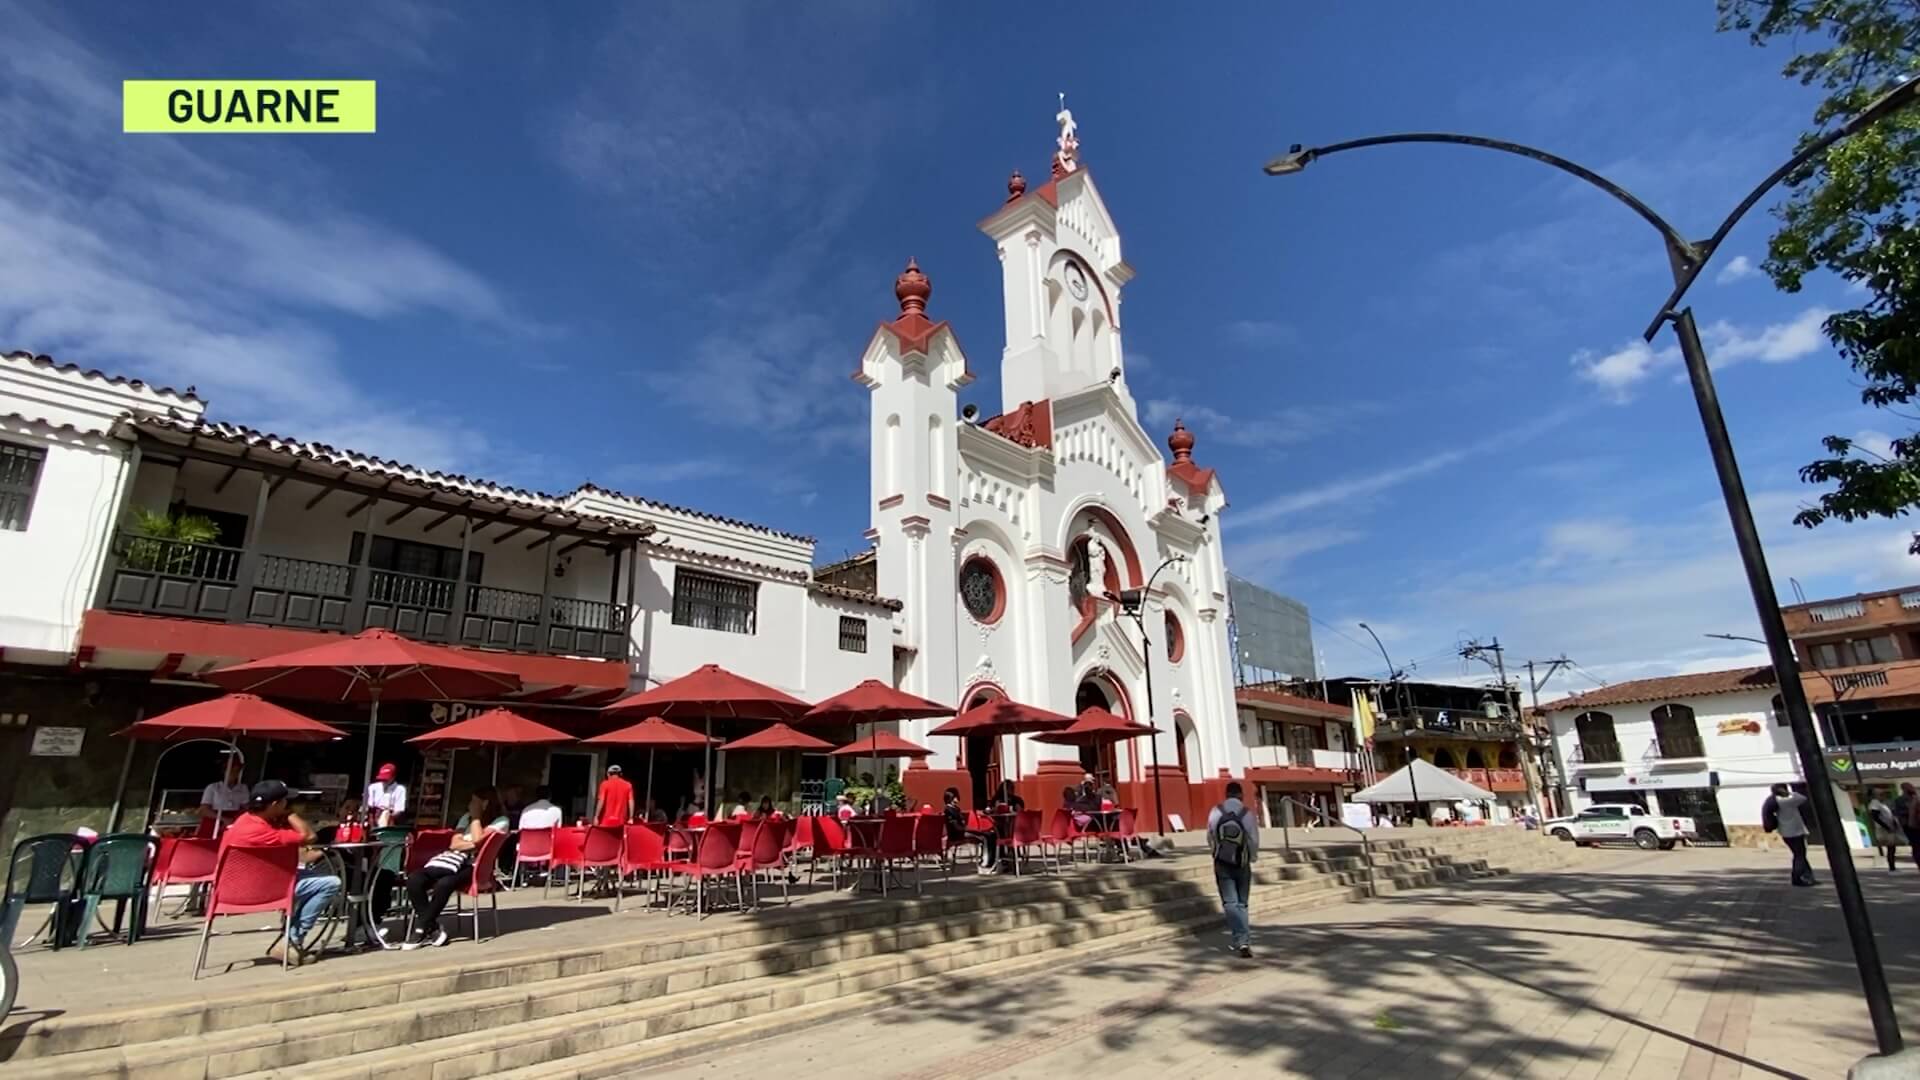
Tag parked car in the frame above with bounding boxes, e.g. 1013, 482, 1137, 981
1543, 804, 1695, 850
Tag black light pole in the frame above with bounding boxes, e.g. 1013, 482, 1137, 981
1115, 554, 1184, 837
1266, 74, 1920, 1055
1360, 621, 1418, 815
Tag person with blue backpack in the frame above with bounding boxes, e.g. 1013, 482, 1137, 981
1207, 781, 1260, 958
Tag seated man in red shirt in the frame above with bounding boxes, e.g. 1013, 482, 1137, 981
222, 779, 341, 964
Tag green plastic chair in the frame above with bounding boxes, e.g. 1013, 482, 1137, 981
823, 777, 846, 803
75, 833, 158, 948
3, 834, 85, 950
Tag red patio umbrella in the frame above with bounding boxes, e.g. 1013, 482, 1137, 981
719, 723, 833, 810
118, 694, 348, 742
827, 731, 933, 759
601, 664, 810, 814
926, 698, 1074, 738
203, 627, 522, 788
802, 679, 952, 802
405, 707, 573, 784
1030, 707, 1160, 746
583, 716, 714, 814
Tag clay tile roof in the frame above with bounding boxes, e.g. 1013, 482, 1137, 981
980, 399, 1052, 449
807, 581, 903, 612
567, 483, 813, 544
4, 350, 205, 404
1544, 666, 1778, 711
1235, 687, 1350, 719
813, 548, 876, 578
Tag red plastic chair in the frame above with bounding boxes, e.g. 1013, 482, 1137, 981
545, 826, 586, 897
404, 830, 456, 874
911, 813, 949, 883
874, 815, 918, 897
784, 815, 816, 862
512, 827, 554, 889
618, 823, 669, 911
1114, 808, 1140, 864
1040, 810, 1080, 872
576, 825, 624, 902
153, 836, 219, 917
745, 820, 793, 908
191, 843, 299, 980
447, 830, 509, 943
808, 815, 852, 890
1009, 810, 1045, 875
666, 822, 746, 918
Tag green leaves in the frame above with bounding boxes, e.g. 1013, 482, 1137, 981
1719, 0, 1920, 551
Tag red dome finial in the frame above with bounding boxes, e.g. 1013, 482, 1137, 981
1007, 169, 1027, 201
894, 257, 930, 315
1168, 417, 1196, 461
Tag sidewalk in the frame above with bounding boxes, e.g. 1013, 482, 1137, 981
643, 846, 1920, 1079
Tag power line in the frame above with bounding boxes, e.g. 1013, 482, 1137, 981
1569, 662, 1611, 688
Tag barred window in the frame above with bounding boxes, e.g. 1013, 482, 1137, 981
0, 440, 46, 532
671, 568, 757, 634
838, 615, 867, 653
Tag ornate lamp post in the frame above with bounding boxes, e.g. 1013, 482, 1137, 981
1112, 554, 1185, 836
1264, 74, 1920, 1054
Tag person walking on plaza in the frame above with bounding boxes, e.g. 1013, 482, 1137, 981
222, 779, 341, 965
594, 764, 633, 826
1896, 783, 1920, 870
1868, 788, 1901, 871
1764, 783, 1816, 887
1207, 781, 1259, 958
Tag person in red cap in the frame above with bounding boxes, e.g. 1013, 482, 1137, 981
365, 763, 408, 827
593, 764, 633, 826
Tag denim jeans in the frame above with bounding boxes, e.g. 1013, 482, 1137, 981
1214, 861, 1252, 949
1783, 835, 1816, 886
291, 867, 342, 947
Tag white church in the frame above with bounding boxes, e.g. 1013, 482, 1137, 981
0, 104, 1320, 837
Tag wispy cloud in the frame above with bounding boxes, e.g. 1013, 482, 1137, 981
0, 3, 532, 475
1572, 306, 1831, 402
1230, 406, 1580, 528
1140, 398, 1337, 450
1224, 320, 1298, 350
1227, 526, 1362, 576
605, 458, 742, 491
1714, 254, 1757, 285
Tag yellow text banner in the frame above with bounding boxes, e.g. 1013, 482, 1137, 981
123, 81, 376, 133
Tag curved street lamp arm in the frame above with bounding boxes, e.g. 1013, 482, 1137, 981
1640, 72, 1920, 340
1357, 621, 1400, 681
1268, 132, 1695, 265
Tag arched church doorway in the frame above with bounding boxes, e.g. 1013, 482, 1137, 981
1074, 679, 1117, 782
962, 686, 1003, 809
1174, 711, 1200, 779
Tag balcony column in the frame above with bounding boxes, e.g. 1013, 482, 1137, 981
229, 472, 273, 623
347, 500, 377, 630
451, 517, 473, 642
535, 534, 555, 653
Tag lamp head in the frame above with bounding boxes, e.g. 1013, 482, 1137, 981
1263, 144, 1313, 176
1115, 587, 1146, 614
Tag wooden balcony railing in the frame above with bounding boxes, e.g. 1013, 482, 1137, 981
100, 530, 630, 662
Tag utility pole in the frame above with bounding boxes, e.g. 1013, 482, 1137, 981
1461, 637, 1531, 816
1525, 656, 1576, 816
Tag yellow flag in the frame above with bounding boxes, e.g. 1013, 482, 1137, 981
1352, 691, 1375, 745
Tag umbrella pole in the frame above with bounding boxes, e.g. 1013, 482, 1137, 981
362, 688, 383, 790
258, 738, 272, 781
704, 717, 714, 817
645, 748, 656, 820
492, 745, 500, 785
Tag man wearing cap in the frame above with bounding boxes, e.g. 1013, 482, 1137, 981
222, 780, 342, 964
364, 763, 407, 827
594, 763, 633, 826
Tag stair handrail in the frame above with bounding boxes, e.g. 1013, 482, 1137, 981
1272, 795, 1375, 899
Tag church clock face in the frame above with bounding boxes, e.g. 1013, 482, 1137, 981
1064, 262, 1088, 301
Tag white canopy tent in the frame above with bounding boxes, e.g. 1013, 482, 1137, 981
1350, 758, 1495, 803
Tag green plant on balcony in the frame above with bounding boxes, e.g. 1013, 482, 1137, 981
121, 508, 222, 575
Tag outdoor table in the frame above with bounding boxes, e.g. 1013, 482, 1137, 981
843, 818, 901, 893
319, 839, 399, 952
1081, 810, 1121, 861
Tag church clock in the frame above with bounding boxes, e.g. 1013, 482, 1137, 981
1064, 261, 1088, 301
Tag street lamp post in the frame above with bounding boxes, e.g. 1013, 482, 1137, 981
1359, 621, 1419, 815
1114, 554, 1185, 837
1265, 74, 1920, 1055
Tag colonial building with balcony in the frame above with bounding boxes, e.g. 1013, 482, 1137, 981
1234, 687, 1364, 827
1539, 666, 1791, 846
1783, 585, 1920, 749
0, 350, 898, 836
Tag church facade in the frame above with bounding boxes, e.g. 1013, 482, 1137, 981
846, 113, 1253, 822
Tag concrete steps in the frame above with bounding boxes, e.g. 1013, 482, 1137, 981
1, 828, 1570, 1080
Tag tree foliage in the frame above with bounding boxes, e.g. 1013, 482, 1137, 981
1718, 1, 1920, 548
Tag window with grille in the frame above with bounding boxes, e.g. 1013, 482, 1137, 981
838, 615, 867, 653
672, 568, 757, 634
0, 440, 45, 532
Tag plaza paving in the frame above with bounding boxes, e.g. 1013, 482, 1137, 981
641, 846, 1920, 1080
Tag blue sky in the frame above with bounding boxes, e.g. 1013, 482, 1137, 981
3, 2, 1913, 697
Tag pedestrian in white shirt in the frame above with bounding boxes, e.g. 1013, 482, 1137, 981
518, 786, 563, 830
197, 754, 249, 835
1765, 783, 1815, 887
365, 763, 408, 827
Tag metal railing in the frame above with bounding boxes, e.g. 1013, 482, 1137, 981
112, 531, 243, 582
1272, 794, 1375, 899
255, 553, 354, 597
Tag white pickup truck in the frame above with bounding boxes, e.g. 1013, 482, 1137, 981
1544, 804, 1696, 850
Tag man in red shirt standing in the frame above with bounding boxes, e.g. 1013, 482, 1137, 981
222, 780, 341, 964
594, 764, 633, 826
